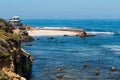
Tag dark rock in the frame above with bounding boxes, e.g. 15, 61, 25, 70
22, 31, 28, 36
76, 31, 87, 37
63, 35, 68, 37
94, 71, 100, 76
30, 56, 35, 61
48, 37, 54, 39
21, 35, 34, 42
57, 67, 62, 71
111, 67, 117, 72
37, 38, 40, 40
56, 74, 64, 80
83, 64, 88, 69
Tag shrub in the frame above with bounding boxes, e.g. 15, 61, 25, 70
19, 27, 26, 30
22, 31, 28, 36
0, 52, 10, 59
0, 30, 20, 41
0, 18, 13, 33
0, 18, 8, 27
7, 33, 21, 41
0, 26, 7, 31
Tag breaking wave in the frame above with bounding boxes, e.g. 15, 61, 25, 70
86, 31, 115, 35
102, 45, 120, 54
41, 27, 73, 29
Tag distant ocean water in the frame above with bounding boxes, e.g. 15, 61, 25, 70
22, 19, 120, 80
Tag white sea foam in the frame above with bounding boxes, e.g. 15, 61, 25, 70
86, 31, 114, 35
102, 45, 120, 52
41, 27, 72, 29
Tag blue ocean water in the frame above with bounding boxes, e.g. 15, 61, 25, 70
22, 19, 120, 80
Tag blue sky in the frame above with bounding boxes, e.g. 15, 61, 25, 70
0, 0, 120, 19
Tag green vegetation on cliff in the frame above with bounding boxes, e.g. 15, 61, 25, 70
0, 18, 32, 79
0, 52, 10, 59
0, 18, 13, 33
0, 30, 20, 41
0, 18, 20, 41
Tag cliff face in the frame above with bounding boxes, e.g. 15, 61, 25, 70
0, 18, 33, 80
0, 38, 32, 80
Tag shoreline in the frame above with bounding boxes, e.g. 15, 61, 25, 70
27, 28, 86, 37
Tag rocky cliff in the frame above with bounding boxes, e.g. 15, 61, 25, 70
0, 31, 32, 80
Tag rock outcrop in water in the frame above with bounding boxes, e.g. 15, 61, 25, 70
75, 29, 87, 37
21, 31, 34, 42
13, 29, 34, 42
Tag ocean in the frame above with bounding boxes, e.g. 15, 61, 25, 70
22, 19, 120, 80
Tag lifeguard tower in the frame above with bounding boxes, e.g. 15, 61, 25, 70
9, 16, 22, 28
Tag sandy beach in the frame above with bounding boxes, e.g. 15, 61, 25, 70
27, 29, 85, 36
